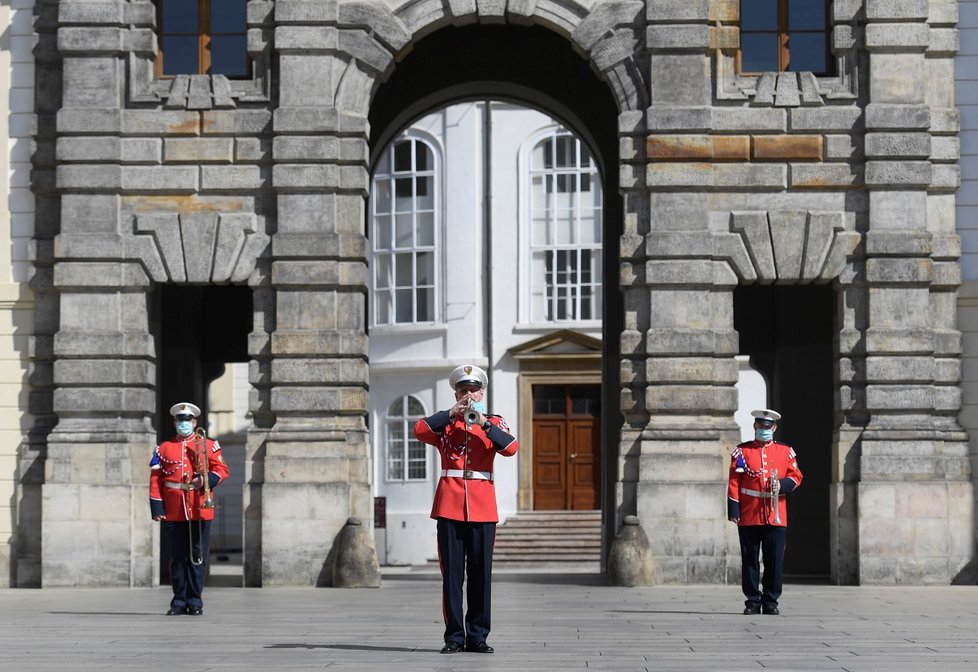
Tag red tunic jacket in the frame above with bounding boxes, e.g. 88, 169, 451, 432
727, 440, 802, 527
149, 435, 230, 521
414, 410, 518, 523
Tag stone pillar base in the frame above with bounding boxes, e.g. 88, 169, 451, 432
331, 517, 381, 587
608, 515, 654, 586
857, 480, 974, 584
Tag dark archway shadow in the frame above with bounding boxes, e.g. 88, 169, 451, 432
151, 284, 253, 585
734, 285, 836, 580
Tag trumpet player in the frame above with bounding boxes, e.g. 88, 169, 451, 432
727, 409, 802, 616
414, 365, 518, 654
149, 402, 229, 616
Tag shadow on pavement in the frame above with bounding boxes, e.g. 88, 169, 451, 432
267, 643, 435, 653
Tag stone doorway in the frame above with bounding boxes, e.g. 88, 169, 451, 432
734, 284, 835, 579
151, 284, 252, 585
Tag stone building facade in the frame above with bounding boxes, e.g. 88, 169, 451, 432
956, 0, 978, 585
2, 0, 975, 586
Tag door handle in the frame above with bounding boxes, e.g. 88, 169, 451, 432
569, 452, 577, 463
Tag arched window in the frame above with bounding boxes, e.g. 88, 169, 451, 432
385, 395, 427, 481
155, 0, 249, 78
371, 137, 439, 325
526, 129, 602, 322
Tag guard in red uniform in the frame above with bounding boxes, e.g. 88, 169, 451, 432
727, 409, 802, 615
414, 365, 518, 654
149, 402, 229, 615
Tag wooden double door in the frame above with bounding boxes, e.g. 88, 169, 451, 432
531, 384, 601, 510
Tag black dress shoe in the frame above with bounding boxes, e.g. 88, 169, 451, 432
465, 641, 494, 654
762, 603, 780, 615
166, 607, 186, 615
743, 603, 761, 615
188, 606, 203, 616
440, 641, 462, 654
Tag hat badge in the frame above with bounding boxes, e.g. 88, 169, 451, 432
464, 366, 472, 375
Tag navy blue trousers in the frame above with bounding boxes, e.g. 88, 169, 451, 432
162, 520, 211, 611
436, 518, 495, 646
739, 524, 787, 607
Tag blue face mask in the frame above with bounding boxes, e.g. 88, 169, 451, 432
469, 400, 487, 415
754, 428, 774, 442
176, 421, 194, 437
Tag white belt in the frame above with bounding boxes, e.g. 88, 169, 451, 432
741, 487, 778, 499
164, 481, 196, 491
441, 469, 493, 482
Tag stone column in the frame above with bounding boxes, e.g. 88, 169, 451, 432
860, 0, 973, 583
258, 2, 378, 585
42, 0, 158, 586
631, 1, 742, 584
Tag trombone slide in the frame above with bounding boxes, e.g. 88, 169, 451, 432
194, 427, 215, 510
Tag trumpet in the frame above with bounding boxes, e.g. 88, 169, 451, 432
770, 469, 781, 525
463, 407, 480, 425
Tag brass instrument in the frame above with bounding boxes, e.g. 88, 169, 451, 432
461, 393, 481, 425
189, 427, 214, 566
771, 469, 781, 525
195, 427, 215, 510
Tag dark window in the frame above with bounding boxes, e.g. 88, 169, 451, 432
739, 0, 832, 75
157, 0, 249, 78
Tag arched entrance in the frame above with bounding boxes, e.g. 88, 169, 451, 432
367, 22, 632, 564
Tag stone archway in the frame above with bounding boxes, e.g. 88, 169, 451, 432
257, 3, 649, 583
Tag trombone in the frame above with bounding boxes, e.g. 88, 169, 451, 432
189, 427, 215, 565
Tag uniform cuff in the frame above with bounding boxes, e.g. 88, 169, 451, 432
424, 410, 452, 432
727, 498, 740, 521
150, 499, 164, 519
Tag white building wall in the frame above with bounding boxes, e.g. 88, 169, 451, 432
369, 103, 487, 565
0, 1, 35, 587
207, 363, 249, 551
370, 102, 606, 564
958, 0, 978, 554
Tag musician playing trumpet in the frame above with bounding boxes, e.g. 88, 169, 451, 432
149, 402, 229, 616
414, 365, 518, 654
727, 409, 802, 616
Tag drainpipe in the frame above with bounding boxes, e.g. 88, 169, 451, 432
483, 100, 494, 393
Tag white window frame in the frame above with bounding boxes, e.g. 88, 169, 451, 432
519, 127, 603, 325
370, 134, 441, 326
384, 394, 428, 482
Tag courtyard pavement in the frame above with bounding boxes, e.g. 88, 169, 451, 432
1, 567, 977, 671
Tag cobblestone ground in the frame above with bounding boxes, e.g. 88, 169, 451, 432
1, 573, 977, 671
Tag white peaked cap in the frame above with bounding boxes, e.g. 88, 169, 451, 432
449, 365, 488, 390
169, 402, 201, 418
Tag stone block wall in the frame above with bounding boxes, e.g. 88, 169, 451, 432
0, 0, 36, 587
14, 0, 974, 586
956, 0, 978, 582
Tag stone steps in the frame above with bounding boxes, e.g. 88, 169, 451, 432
493, 510, 601, 564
